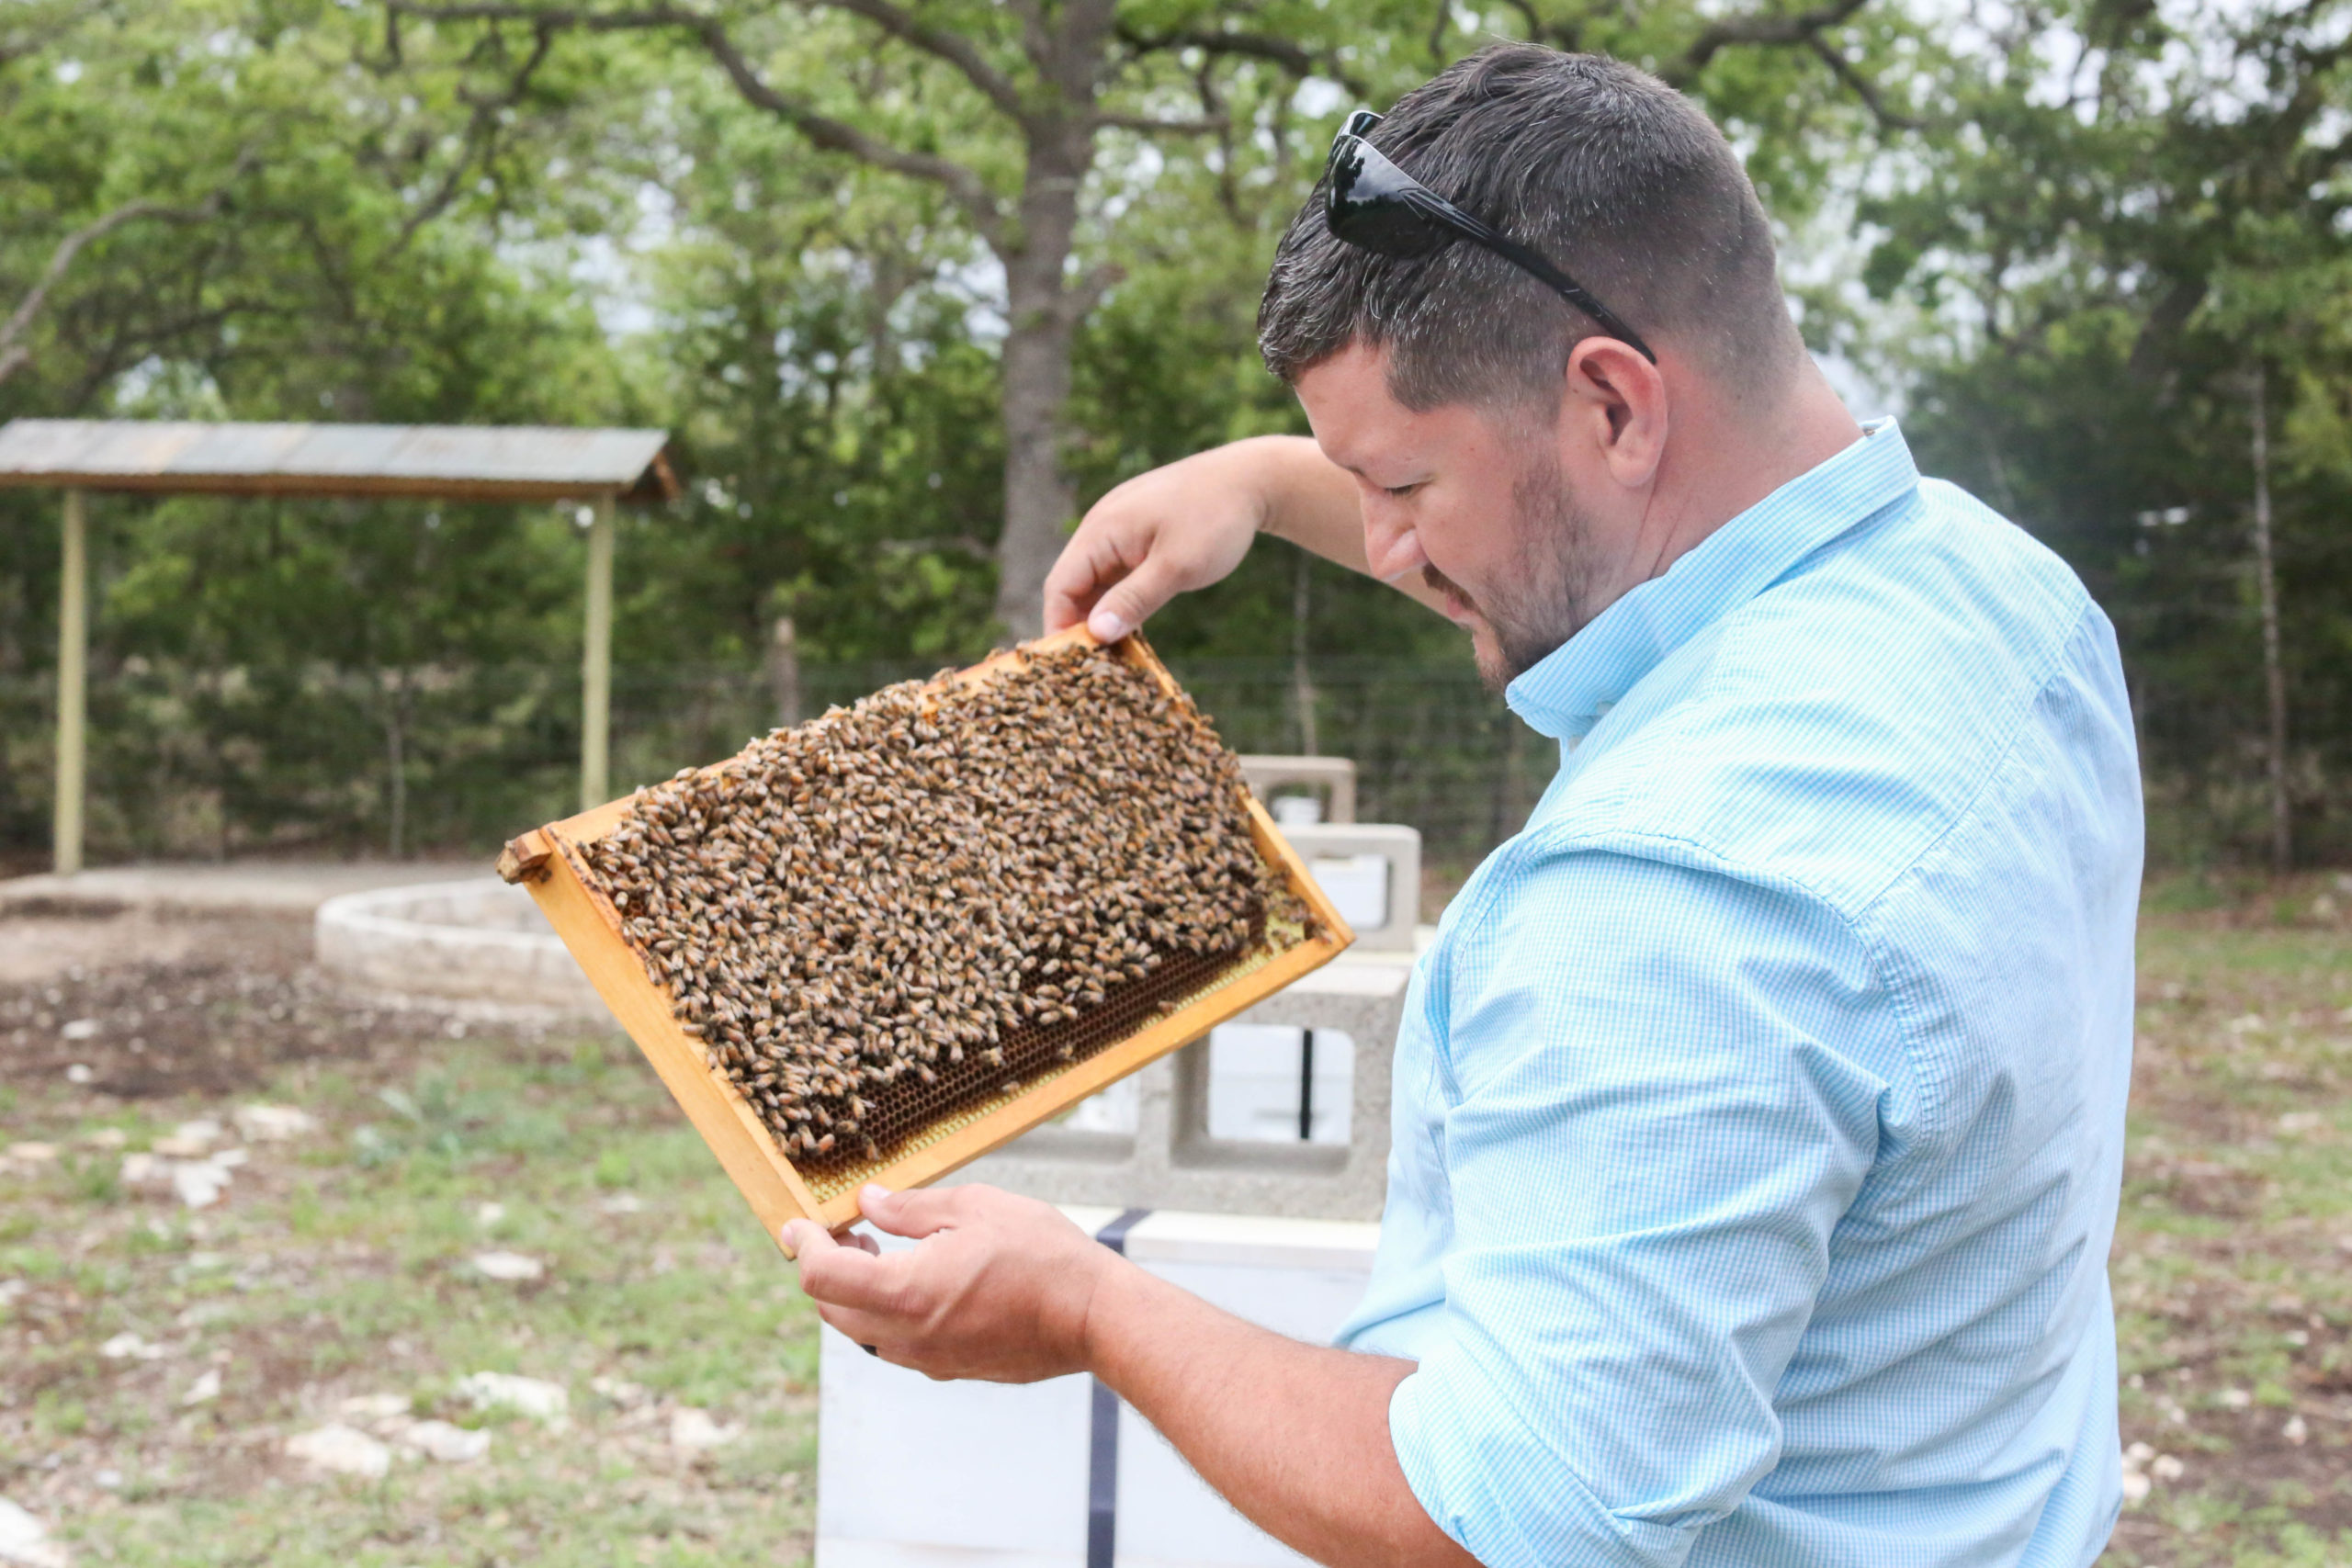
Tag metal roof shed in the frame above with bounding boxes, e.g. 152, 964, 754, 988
0, 418, 682, 874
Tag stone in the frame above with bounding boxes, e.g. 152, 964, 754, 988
338, 1393, 411, 1422
469, 1251, 543, 1282
456, 1371, 568, 1426
398, 1420, 490, 1463
313, 878, 606, 1014
180, 1369, 220, 1405
232, 1105, 317, 1142
169, 1161, 231, 1210
155, 1127, 242, 1163
669, 1407, 741, 1450
286, 1424, 390, 1480
0, 1498, 67, 1568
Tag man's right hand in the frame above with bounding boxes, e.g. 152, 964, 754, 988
1044, 439, 1294, 640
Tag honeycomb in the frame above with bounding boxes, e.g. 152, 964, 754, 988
575, 640, 1314, 1189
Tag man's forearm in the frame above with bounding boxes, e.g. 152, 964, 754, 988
1082, 1255, 1477, 1568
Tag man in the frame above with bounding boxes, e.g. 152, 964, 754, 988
784, 46, 2141, 1568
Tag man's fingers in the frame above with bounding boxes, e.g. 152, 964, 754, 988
856, 1182, 967, 1240
1085, 555, 1182, 643
816, 1300, 904, 1353
1042, 553, 1106, 635
781, 1220, 880, 1259
795, 1238, 910, 1314
1043, 525, 1136, 635
783, 1219, 910, 1317
778, 1218, 835, 1261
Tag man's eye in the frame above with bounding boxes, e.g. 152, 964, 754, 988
1383, 482, 1422, 499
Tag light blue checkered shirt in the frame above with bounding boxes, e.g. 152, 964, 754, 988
1339, 421, 2142, 1568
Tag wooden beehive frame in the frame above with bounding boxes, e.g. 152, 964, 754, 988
496, 626, 1354, 1242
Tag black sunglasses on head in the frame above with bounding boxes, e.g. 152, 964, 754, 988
1324, 109, 1657, 365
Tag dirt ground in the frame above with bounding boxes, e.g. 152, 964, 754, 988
0, 901, 820, 1567
1, 878, 2348, 1565
2102, 879, 2352, 1566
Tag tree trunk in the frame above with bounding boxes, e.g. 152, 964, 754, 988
989, 138, 1087, 641
990, 0, 1114, 644
2249, 366, 2290, 873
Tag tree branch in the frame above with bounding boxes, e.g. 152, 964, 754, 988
1059, 259, 1123, 323
1497, 0, 1577, 52
385, 2, 1006, 241
1114, 23, 1368, 97
808, 0, 1024, 119
387, 18, 560, 253
1666, 0, 1871, 83
0, 180, 242, 389
1804, 31, 1923, 130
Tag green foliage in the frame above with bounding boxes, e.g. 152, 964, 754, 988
2, 0, 2341, 865
1858, 0, 2352, 864
0, 0, 642, 855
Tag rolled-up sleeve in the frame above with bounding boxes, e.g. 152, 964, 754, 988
1389, 845, 1905, 1568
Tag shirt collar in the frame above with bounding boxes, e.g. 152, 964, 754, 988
1505, 417, 1921, 741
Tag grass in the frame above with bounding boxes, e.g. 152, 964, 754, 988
2106, 876, 2352, 1565
2, 876, 2348, 1563
0, 1024, 821, 1565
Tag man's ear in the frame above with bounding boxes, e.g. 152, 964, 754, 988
1561, 337, 1668, 491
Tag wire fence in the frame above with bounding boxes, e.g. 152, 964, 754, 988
2, 653, 2339, 885
0, 659, 1555, 894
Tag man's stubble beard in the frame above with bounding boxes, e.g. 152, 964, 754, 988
1425, 446, 1600, 693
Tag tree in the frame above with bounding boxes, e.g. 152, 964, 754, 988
380, 0, 1386, 637
0, 0, 642, 858
1861, 0, 2352, 864
379, 0, 1931, 639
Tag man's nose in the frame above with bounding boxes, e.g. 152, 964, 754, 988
1361, 503, 1429, 584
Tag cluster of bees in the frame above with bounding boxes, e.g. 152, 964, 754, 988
580, 642, 1305, 1169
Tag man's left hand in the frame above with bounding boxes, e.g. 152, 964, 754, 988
782, 1183, 1116, 1382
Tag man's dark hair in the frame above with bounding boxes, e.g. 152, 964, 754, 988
1258, 47, 1800, 410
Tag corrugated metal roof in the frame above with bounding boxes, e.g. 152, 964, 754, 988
0, 420, 679, 503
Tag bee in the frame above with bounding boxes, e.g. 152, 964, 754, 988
577, 640, 1287, 1173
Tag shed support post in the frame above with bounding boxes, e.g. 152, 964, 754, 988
53, 488, 88, 877
582, 495, 615, 810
